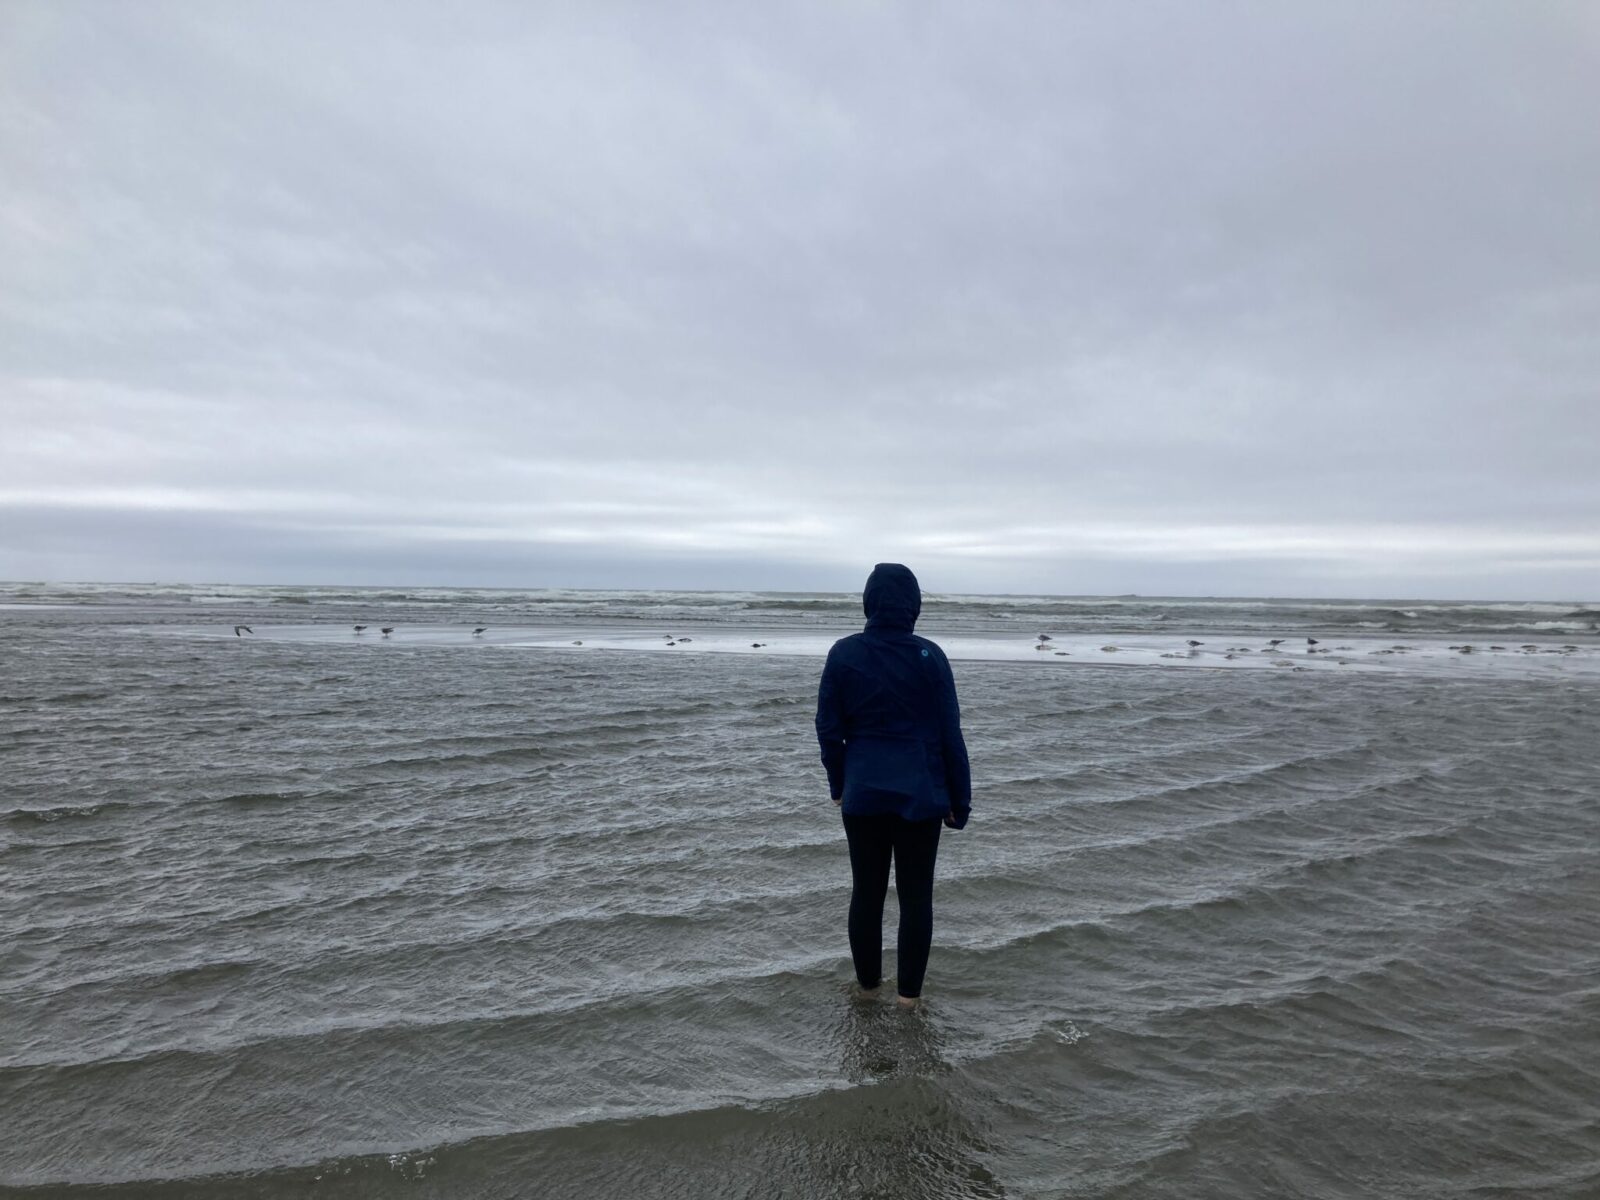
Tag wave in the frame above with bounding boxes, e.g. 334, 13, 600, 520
0, 952, 858, 1078
0, 1068, 998, 1194
34, 689, 114, 704
2, 799, 139, 824
1, 785, 347, 826
7, 581, 1593, 639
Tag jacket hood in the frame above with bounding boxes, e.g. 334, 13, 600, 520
862, 562, 921, 632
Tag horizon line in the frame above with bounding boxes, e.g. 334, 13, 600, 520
2, 578, 1594, 608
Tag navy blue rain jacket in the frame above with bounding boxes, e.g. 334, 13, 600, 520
815, 564, 972, 827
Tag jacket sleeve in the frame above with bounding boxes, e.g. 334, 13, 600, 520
936, 649, 972, 826
815, 647, 847, 799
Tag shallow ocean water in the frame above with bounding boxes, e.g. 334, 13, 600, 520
2, 588, 1598, 1198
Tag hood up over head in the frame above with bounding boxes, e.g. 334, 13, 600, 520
863, 562, 921, 632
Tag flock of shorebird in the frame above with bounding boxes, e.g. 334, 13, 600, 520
1031, 632, 1346, 660
225, 625, 1589, 662
232, 624, 486, 639
349, 624, 485, 637
1030, 632, 1584, 665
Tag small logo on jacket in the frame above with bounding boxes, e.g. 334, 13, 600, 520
921, 648, 929, 657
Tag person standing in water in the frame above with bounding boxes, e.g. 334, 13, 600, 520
816, 563, 972, 1009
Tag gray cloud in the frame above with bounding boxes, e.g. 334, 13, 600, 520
3, 1, 1597, 598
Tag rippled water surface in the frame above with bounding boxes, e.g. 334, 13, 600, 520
3, 594, 1598, 1198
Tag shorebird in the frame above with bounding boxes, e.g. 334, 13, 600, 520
1037, 633, 1052, 642
472, 627, 487, 635
1267, 639, 1284, 647
234, 625, 253, 637
381, 627, 394, 636
1186, 640, 1203, 647
353, 625, 367, 633
678, 637, 693, 643
1306, 637, 1319, 646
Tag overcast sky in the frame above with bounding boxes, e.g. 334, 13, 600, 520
3, 2, 1597, 599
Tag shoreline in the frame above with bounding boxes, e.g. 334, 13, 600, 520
141, 622, 1600, 679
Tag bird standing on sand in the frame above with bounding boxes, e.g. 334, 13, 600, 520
1187, 640, 1203, 647
1037, 633, 1052, 642
1307, 637, 1319, 646
381, 627, 394, 636
1268, 638, 1284, 647
473, 627, 487, 635
234, 625, 252, 637
353, 625, 367, 633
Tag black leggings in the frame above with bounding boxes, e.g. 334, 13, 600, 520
842, 812, 943, 998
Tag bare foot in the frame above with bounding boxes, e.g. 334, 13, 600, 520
853, 982, 882, 1001
895, 994, 921, 1011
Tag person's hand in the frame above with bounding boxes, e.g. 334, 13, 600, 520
943, 809, 960, 828
832, 794, 843, 806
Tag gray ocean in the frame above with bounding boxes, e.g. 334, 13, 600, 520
3, 583, 1598, 1198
